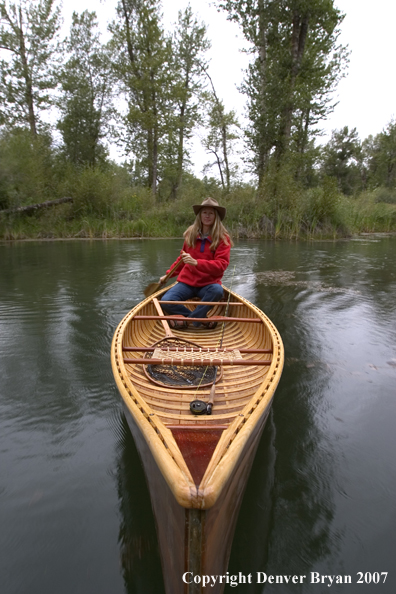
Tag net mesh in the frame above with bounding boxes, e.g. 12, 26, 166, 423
144, 337, 219, 389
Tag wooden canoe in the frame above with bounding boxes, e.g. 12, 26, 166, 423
111, 285, 284, 594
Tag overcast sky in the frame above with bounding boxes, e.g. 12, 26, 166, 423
63, 0, 396, 174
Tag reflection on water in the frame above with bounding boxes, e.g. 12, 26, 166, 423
116, 414, 164, 593
227, 281, 341, 592
1, 237, 395, 594
226, 237, 396, 593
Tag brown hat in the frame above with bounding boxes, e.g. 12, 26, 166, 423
192, 197, 226, 221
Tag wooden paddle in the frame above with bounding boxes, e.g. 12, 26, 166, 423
143, 258, 183, 298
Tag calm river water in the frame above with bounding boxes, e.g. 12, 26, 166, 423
1, 237, 395, 594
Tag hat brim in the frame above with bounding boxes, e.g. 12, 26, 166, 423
192, 204, 226, 221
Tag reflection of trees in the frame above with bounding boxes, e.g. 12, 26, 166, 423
264, 368, 339, 583
332, 239, 396, 325
240, 237, 396, 591
0, 239, 182, 433
225, 332, 339, 592
222, 244, 341, 592
116, 413, 165, 594
258, 273, 340, 582
226, 411, 276, 593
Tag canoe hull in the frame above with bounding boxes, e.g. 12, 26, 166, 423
122, 397, 272, 594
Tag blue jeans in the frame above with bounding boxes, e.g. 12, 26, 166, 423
161, 282, 224, 326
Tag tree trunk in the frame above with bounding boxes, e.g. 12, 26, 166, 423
151, 85, 158, 196
1, 197, 73, 216
172, 102, 185, 199
212, 149, 225, 190
18, 7, 36, 138
152, 134, 158, 196
221, 120, 230, 193
122, 0, 135, 69
204, 69, 230, 191
277, 10, 309, 160
147, 127, 154, 192
257, 0, 267, 184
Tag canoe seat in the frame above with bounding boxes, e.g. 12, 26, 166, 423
152, 346, 243, 364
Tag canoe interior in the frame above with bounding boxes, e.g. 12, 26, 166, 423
121, 291, 273, 426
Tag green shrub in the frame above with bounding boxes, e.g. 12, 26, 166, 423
60, 166, 117, 217
0, 128, 58, 208
258, 161, 304, 216
373, 187, 396, 204
303, 177, 340, 224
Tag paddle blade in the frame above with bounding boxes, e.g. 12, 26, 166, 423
144, 282, 161, 298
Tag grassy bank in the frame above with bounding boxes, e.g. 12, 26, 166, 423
1, 167, 396, 241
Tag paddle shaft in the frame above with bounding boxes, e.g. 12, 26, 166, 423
161, 258, 183, 284
143, 258, 183, 298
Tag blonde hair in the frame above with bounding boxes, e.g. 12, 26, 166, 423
184, 210, 234, 251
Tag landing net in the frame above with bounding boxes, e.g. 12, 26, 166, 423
143, 337, 228, 389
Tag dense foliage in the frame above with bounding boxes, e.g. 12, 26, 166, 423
0, 0, 395, 239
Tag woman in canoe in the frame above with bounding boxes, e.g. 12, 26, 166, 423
159, 197, 233, 329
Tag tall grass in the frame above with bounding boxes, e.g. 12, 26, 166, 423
1, 156, 396, 240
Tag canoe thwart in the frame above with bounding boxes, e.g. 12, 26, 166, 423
165, 425, 229, 430
132, 315, 262, 323
159, 301, 244, 306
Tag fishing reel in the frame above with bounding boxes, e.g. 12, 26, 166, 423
190, 399, 212, 415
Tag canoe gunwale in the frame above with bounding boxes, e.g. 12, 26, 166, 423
111, 284, 284, 509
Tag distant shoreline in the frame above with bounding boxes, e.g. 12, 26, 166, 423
2, 231, 396, 245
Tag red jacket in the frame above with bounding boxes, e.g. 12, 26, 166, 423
167, 235, 231, 287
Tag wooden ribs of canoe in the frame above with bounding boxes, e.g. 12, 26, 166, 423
111, 286, 284, 594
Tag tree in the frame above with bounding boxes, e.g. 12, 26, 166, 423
57, 11, 114, 166
217, 0, 348, 183
320, 126, 362, 195
110, 0, 171, 195
201, 71, 239, 192
165, 5, 210, 198
363, 120, 396, 189
0, 0, 61, 137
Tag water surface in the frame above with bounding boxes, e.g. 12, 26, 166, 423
1, 237, 395, 593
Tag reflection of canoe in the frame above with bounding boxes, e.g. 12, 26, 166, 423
111, 285, 284, 594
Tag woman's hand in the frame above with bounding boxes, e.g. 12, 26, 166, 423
159, 275, 167, 284
180, 251, 197, 266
